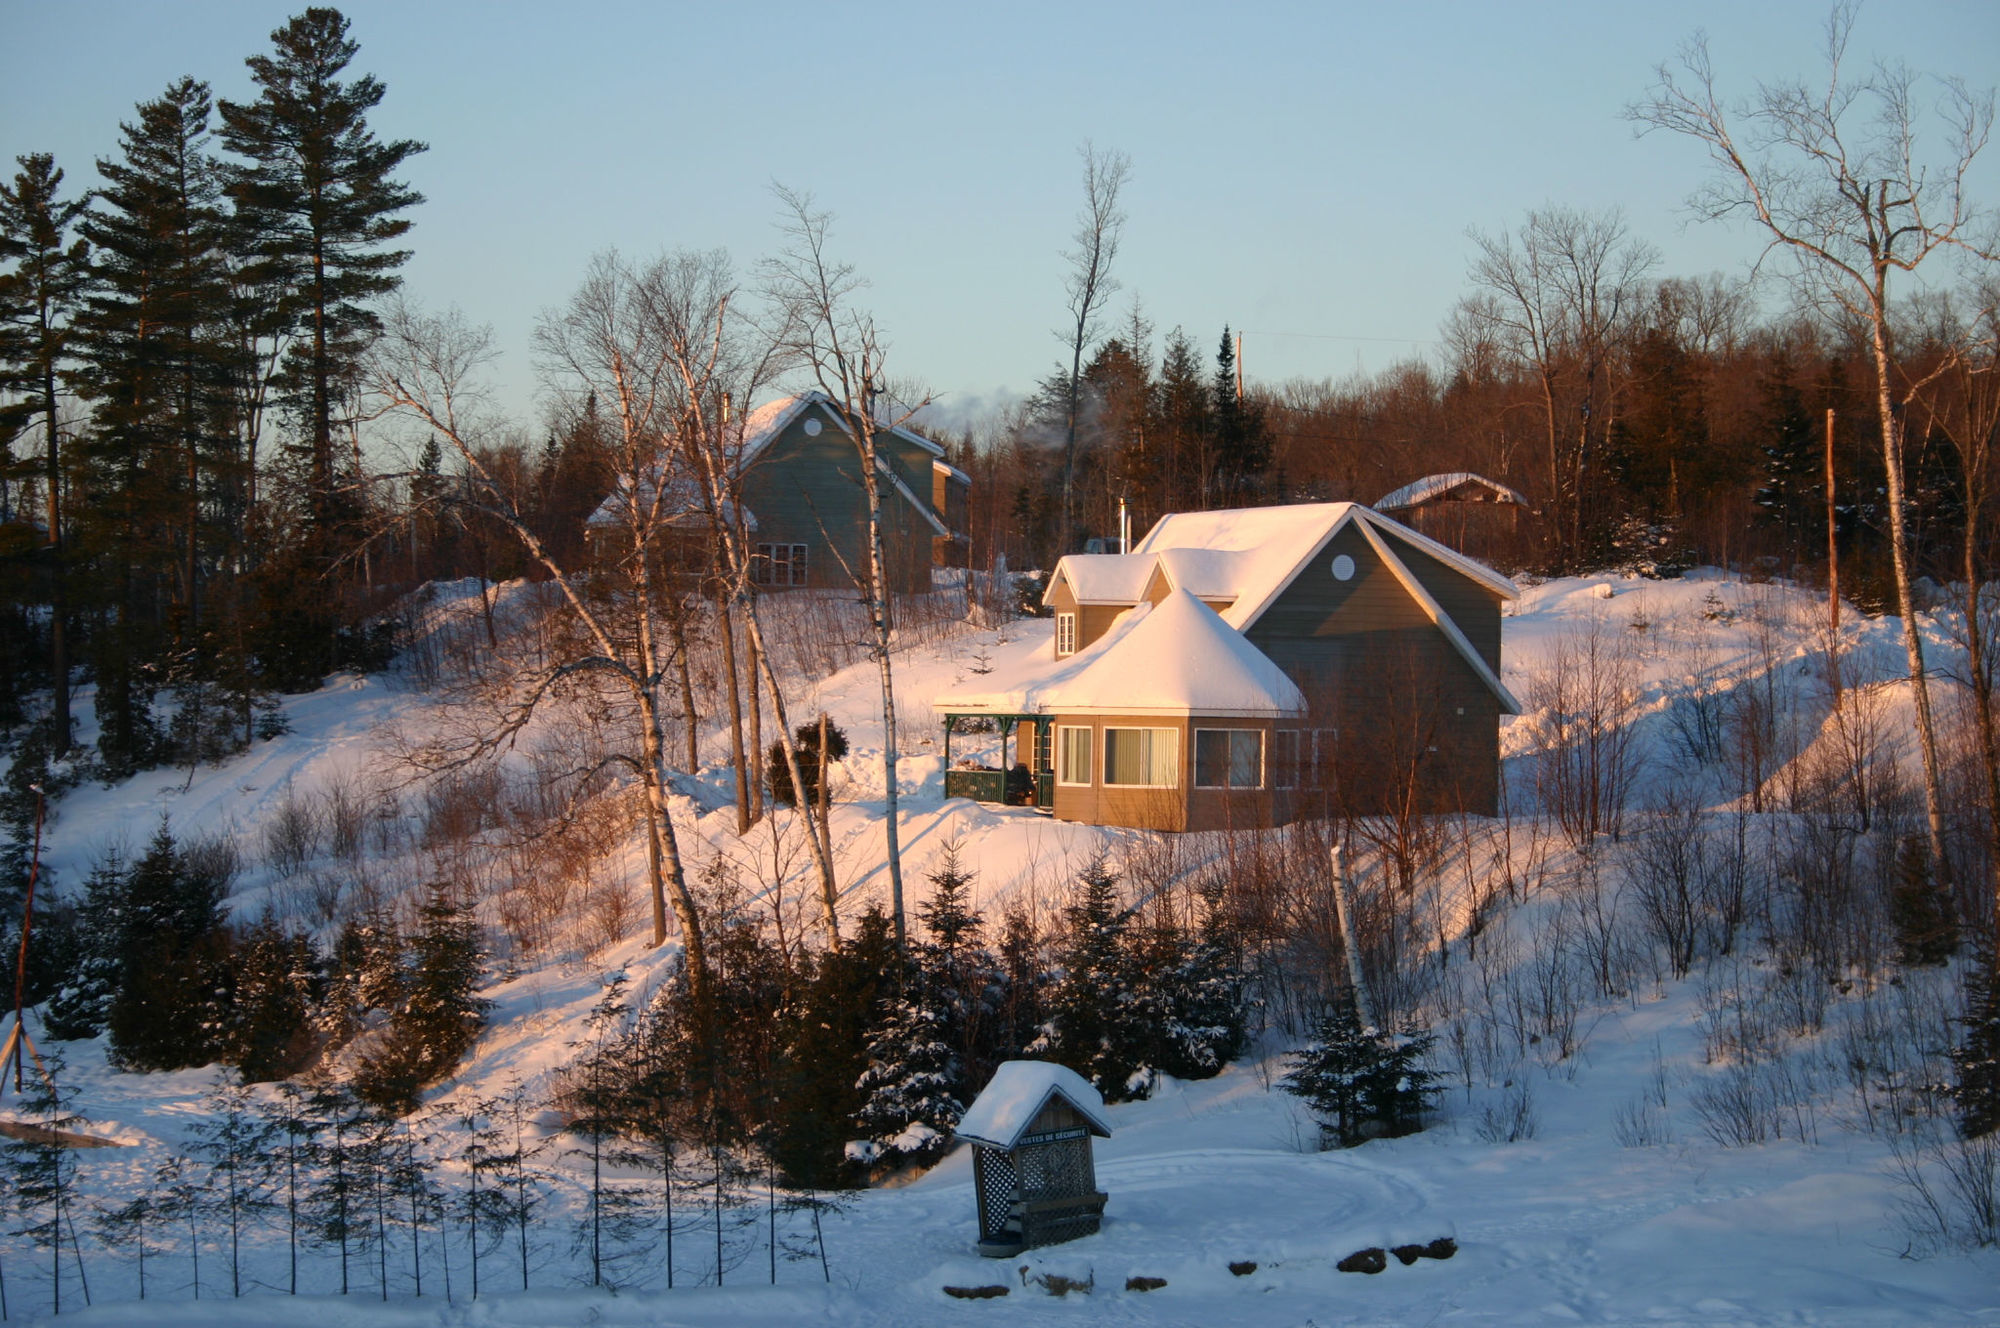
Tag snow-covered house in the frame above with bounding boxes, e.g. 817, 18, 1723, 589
584, 392, 964, 594
937, 502, 1518, 828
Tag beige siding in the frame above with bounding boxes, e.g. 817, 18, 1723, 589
1048, 714, 1279, 831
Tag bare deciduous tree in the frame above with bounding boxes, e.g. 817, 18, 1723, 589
1057, 142, 1131, 555
762, 187, 932, 952
1463, 206, 1658, 568
366, 285, 711, 1007
1632, 0, 1997, 888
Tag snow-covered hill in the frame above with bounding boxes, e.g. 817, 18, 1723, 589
8, 569, 1999, 1326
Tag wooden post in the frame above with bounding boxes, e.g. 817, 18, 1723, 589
1826, 408, 1842, 711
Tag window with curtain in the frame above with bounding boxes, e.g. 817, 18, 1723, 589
1056, 725, 1092, 784
1103, 727, 1178, 787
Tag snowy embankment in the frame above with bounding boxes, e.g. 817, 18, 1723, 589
9, 570, 2000, 1325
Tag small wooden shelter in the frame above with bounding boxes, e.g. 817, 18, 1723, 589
955, 1061, 1113, 1257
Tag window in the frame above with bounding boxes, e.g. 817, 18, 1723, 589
1056, 725, 1093, 785
1273, 728, 1338, 790
1103, 727, 1178, 787
1055, 612, 1077, 656
1195, 728, 1264, 788
752, 543, 808, 587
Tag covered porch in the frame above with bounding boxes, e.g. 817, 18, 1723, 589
940, 712, 1054, 810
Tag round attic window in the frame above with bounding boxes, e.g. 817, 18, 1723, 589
1331, 553, 1356, 581
803, 417, 823, 436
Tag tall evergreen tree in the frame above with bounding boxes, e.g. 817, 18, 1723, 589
0, 152, 90, 753
74, 78, 247, 775
219, 6, 424, 673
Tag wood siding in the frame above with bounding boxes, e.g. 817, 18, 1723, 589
1245, 521, 1501, 815
1049, 713, 1278, 832
738, 406, 938, 594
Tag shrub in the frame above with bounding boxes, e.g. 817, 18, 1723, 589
1282, 990, 1439, 1148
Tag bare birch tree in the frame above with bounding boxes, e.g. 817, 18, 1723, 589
1632, 0, 1996, 886
763, 187, 930, 952
627, 246, 849, 952
365, 284, 711, 1008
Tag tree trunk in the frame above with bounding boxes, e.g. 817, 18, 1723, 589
859, 436, 908, 951
1869, 317, 1952, 891
718, 597, 752, 835
742, 601, 842, 950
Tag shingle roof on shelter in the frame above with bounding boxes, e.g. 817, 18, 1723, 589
954, 1061, 1112, 1151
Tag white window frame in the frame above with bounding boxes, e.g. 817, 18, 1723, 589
1102, 726, 1179, 789
753, 542, 809, 587
1056, 724, 1093, 786
1194, 728, 1265, 789
1055, 611, 1077, 656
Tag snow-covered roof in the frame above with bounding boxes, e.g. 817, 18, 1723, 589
939, 590, 1306, 718
1044, 590, 1304, 716
954, 1060, 1113, 1150
1050, 502, 1516, 630
584, 472, 757, 533
1056, 553, 1157, 604
933, 457, 971, 486
737, 391, 945, 471
1376, 472, 1531, 512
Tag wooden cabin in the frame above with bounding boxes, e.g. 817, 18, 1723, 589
955, 1061, 1113, 1257
937, 502, 1519, 826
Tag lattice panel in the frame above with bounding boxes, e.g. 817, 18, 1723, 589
974, 1147, 1018, 1240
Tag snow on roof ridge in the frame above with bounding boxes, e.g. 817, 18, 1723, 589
1375, 471, 1530, 512
955, 1060, 1112, 1149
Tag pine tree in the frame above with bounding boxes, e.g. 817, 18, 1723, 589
355, 887, 489, 1113
256, 1077, 319, 1294
222, 914, 318, 1080
852, 991, 962, 1167
106, 818, 235, 1070
185, 1078, 275, 1298
770, 906, 898, 1185
1038, 855, 1153, 1102
1282, 990, 1439, 1148
1953, 946, 2000, 1139
913, 844, 1003, 1084
218, 6, 425, 674
73, 78, 243, 776
1889, 834, 1958, 966
1137, 887, 1246, 1081
303, 1079, 375, 1295
42, 849, 128, 1040
3, 1053, 90, 1313
0, 152, 90, 755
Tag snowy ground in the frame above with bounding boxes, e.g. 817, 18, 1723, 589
8, 570, 2000, 1325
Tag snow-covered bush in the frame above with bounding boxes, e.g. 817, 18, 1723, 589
1282, 993, 1439, 1149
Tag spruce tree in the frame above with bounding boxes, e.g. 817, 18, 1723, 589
1282, 990, 1440, 1148
218, 6, 425, 676
185, 1079, 275, 1299
852, 991, 962, 1168
1954, 946, 2000, 1139
0, 153, 90, 755
356, 888, 489, 1113
223, 914, 318, 1080
106, 818, 235, 1070
3, 1053, 89, 1313
1889, 834, 1958, 966
1039, 855, 1153, 1101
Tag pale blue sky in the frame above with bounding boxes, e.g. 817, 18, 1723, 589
5, 1, 1997, 428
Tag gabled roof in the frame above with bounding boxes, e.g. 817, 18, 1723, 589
1054, 553, 1156, 604
1376, 471, 1531, 512
955, 1060, 1112, 1150
737, 391, 945, 471
1038, 502, 1520, 714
